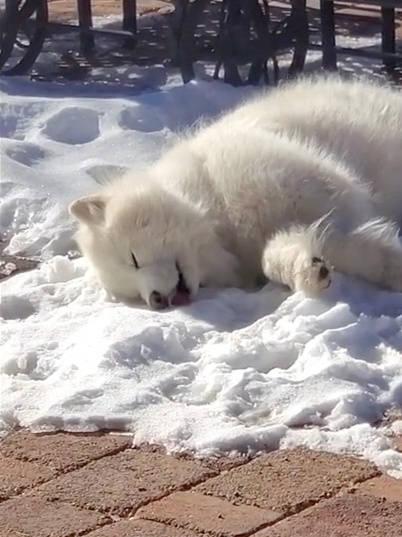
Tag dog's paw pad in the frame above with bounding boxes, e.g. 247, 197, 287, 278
295, 258, 332, 295
311, 259, 331, 289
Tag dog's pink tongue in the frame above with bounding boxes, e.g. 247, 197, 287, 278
171, 291, 191, 307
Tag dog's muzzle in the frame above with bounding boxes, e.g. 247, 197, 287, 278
148, 268, 191, 310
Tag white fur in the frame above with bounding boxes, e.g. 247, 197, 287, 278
69, 77, 402, 308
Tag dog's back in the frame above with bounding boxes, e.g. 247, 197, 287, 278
217, 77, 402, 223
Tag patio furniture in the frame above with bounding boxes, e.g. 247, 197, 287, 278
0, 0, 310, 85
170, 0, 309, 85
320, 0, 402, 69
0, 0, 137, 75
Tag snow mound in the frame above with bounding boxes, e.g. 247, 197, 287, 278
1, 255, 402, 476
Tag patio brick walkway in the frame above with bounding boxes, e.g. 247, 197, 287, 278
0, 430, 401, 536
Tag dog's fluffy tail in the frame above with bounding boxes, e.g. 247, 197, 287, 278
323, 218, 402, 291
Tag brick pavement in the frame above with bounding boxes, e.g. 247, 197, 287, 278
0, 430, 401, 537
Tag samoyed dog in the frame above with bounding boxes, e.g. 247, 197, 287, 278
69, 77, 402, 309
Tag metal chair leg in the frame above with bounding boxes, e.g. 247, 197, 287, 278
122, 0, 137, 48
381, 6, 396, 69
77, 0, 94, 53
320, 0, 337, 70
288, 0, 309, 77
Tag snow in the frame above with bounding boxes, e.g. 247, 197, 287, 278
1, 33, 402, 477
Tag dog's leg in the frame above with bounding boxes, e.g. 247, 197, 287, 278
263, 219, 402, 294
262, 224, 331, 295
322, 219, 402, 292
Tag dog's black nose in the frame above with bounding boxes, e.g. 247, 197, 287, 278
319, 266, 329, 280
149, 291, 169, 310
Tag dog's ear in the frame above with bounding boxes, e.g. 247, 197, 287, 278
69, 195, 107, 225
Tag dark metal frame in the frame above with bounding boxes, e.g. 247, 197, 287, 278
170, 0, 309, 85
0, 0, 137, 75
0, 0, 310, 85
2, 1, 401, 82
320, 0, 402, 69
0, 0, 48, 75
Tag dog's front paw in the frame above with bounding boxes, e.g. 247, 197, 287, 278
293, 256, 332, 296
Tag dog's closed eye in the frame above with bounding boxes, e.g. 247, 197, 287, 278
131, 252, 139, 269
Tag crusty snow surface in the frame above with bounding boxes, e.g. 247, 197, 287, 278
1, 72, 402, 477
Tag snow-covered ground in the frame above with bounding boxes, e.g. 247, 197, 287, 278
1, 30, 402, 477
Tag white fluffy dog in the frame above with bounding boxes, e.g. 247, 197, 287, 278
69, 77, 402, 309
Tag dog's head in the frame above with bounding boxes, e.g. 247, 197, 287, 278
69, 183, 207, 309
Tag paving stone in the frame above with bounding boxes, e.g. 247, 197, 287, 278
128, 445, 248, 473
358, 475, 402, 502
0, 529, 26, 537
252, 494, 402, 537
0, 496, 108, 537
0, 454, 54, 501
86, 519, 201, 537
0, 430, 131, 473
195, 448, 379, 515
179, 451, 250, 473
33, 448, 215, 516
137, 491, 280, 537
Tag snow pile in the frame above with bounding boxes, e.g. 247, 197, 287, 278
2, 256, 402, 475
1, 75, 402, 477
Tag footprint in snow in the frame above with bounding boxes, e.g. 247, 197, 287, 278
0, 102, 46, 140
118, 106, 163, 133
5, 142, 48, 167
42, 107, 100, 145
86, 164, 129, 185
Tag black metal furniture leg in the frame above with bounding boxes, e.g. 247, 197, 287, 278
381, 6, 395, 70
77, 0, 95, 52
175, 0, 208, 84
288, 0, 308, 77
320, 0, 337, 70
122, 0, 137, 48
0, 0, 48, 75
